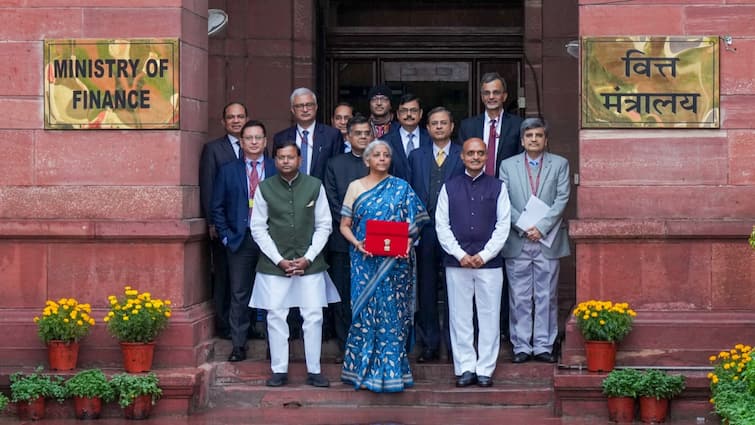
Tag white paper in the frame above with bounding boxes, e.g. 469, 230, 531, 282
515, 194, 560, 248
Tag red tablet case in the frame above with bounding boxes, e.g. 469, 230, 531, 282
364, 220, 409, 257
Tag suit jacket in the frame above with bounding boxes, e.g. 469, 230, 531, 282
383, 127, 431, 181
457, 112, 524, 178
498, 152, 570, 259
408, 142, 465, 216
273, 122, 341, 180
199, 135, 239, 224
211, 156, 277, 253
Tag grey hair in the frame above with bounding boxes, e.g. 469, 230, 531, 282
480, 72, 507, 92
363, 139, 393, 164
520, 117, 549, 138
290, 87, 317, 106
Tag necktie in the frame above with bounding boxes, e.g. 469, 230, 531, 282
406, 133, 415, 156
485, 119, 497, 175
436, 149, 446, 166
235, 141, 242, 159
248, 160, 260, 220
300, 130, 309, 174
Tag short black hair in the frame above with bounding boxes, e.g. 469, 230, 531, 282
398, 93, 421, 108
222, 101, 248, 118
334, 101, 353, 111
480, 72, 507, 92
273, 140, 301, 157
240, 120, 266, 136
426, 106, 453, 123
346, 113, 371, 134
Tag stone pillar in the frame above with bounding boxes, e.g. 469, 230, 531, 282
0, 2, 212, 368
564, 2, 755, 366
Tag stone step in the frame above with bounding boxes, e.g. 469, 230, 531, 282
210, 382, 554, 409
212, 359, 555, 386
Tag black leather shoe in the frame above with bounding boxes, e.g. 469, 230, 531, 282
417, 349, 439, 363
477, 376, 493, 387
228, 347, 246, 362
266, 373, 288, 387
512, 352, 531, 363
534, 352, 557, 363
455, 371, 478, 387
306, 373, 330, 388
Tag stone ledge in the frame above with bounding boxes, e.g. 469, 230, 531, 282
570, 219, 752, 240
0, 219, 207, 241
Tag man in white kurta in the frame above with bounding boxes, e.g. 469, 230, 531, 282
249, 141, 340, 388
435, 138, 511, 388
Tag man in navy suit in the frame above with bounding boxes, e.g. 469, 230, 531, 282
331, 101, 353, 153
383, 93, 430, 181
457, 72, 523, 178
408, 106, 465, 363
199, 102, 247, 340
212, 120, 277, 362
273, 88, 341, 181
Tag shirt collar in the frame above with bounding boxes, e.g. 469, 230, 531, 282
297, 122, 316, 135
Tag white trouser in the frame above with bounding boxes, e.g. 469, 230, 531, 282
446, 267, 503, 377
266, 307, 323, 374
506, 241, 560, 355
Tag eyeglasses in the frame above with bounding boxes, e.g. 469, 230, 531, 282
350, 130, 372, 137
370, 95, 389, 103
242, 135, 265, 141
293, 102, 316, 110
398, 107, 420, 115
481, 90, 504, 97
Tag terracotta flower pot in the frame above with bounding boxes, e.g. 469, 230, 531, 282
73, 396, 102, 420
584, 340, 617, 372
47, 340, 79, 371
16, 397, 46, 421
120, 341, 155, 373
639, 396, 669, 423
123, 394, 153, 420
607, 396, 635, 423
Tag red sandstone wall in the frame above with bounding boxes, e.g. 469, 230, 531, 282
566, 0, 755, 365
0, 1, 213, 367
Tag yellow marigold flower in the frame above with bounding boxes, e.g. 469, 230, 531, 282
712, 376, 719, 384
709, 355, 717, 362
591, 312, 598, 317
709, 398, 715, 404
733, 376, 739, 381
114, 305, 121, 310
628, 310, 637, 317
735, 343, 744, 350
124, 285, 132, 290
136, 304, 142, 309
132, 309, 139, 315
707, 372, 714, 379
77, 320, 83, 326
103, 316, 110, 322
723, 363, 730, 370
733, 354, 740, 360
33, 317, 40, 323
165, 300, 171, 305
108, 311, 115, 317
599, 320, 606, 325
64, 318, 69, 323
62, 304, 69, 310
744, 345, 752, 352
58, 298, 67, 304
88, 318, 95, 325
164, 311, 171, 318
125, 289, 138, 296
146, 303, 153, 308
582, 315, 589, 320
123, 316, 129, 321
43, 310, 51, 316
70, 311, 77, 319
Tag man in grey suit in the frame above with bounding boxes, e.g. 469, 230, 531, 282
498, 117, 570, 364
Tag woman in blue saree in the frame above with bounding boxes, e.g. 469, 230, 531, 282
339, 139, 429, 393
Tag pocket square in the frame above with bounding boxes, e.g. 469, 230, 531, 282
306, 200, 315, 207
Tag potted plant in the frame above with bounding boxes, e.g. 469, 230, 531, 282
9, 367, 66, 421
103, 286, 172, 372
0, 392, 9, 412
708, 343, 755, 424
572, 300, 637, 372
110, 372, 162, 420
63, 369, 116, 419
636, 369, 685, 423
34, 298, 96, 370
602, 368, 642, 423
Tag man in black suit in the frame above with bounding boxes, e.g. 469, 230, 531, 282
367, 84, 399, 138
383, 93, 431, 181
324, 114, 372, 362
211, 120, 277, 362
199, 102, 247, 340
408, 107, 465, 363
273, 88, 342, 180
457, 72, 523, 178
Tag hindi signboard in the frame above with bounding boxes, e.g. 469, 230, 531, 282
582, 36, 718, 128
44, 38, 179, 130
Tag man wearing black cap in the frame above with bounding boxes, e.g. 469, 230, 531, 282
367, 84, 399, 138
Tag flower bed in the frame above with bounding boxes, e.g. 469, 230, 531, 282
708, 343, 755, 424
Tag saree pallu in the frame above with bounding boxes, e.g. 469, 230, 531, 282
340, 176, 429, 392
